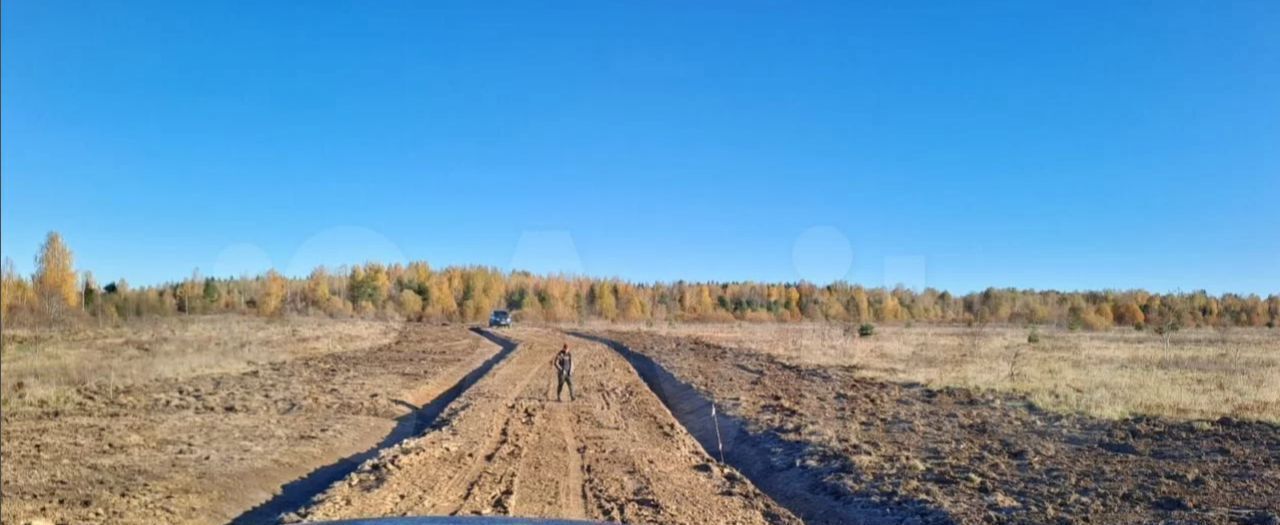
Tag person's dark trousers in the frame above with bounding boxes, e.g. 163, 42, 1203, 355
557, 374, 575, 401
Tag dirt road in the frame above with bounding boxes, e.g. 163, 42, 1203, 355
294, 327, 798, 525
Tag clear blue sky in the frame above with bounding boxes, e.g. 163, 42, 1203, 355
3, 1, 1277, 293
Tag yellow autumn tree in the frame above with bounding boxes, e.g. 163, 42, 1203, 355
180, 269, 202, 314
2, 257, 34, 321
875, 290, 903, 321
785, 287, 802, 321
459, 268, 505, 322
405, 261, 431, 290
618, 283, 647, 321
1094, 303, 1115, 325
849, 287, 870, 322
1113, 301, 1145, 327
34, 231, 78, 315
367, 264, 392, 306
821, 296, 849, 321
593, 282, 619, 321
533, 278, 567, 321
423, 274, 459, 321
398, 289, 423, 320
258, 270, 286, 317
303, 267, 331, 310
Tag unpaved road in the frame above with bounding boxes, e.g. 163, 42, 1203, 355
294, 327, 798, 524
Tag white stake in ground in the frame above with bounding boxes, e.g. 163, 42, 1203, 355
712, 403, 725, 463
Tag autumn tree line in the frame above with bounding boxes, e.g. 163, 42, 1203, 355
3, 232, 1278, 330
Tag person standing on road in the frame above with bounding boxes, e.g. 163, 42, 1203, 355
553, 343, 575, 401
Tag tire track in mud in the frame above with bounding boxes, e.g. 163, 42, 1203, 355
570, 332, 946, 525
231, 328, 518, 525
556, 408, 589, 519
424, 371, 541, 515
293, 328, 799, 524
512, 403, 588, 519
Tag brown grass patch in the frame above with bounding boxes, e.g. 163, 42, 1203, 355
1, 315, 402, 410
586, 322, 1280, 422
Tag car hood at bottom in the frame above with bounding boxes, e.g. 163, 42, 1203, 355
311, 518, 605, 525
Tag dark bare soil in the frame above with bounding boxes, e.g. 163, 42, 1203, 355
599, 330, 1280, 525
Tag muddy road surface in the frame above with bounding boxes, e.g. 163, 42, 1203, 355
294, 327, 798, 525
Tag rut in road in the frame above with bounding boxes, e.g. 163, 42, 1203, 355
233, 328, 517, 525
573, 332, 950, 525
294, 327, 799, 525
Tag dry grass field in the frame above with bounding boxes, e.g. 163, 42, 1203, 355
597, 322, 1280, 423
1, 316, 403, 412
